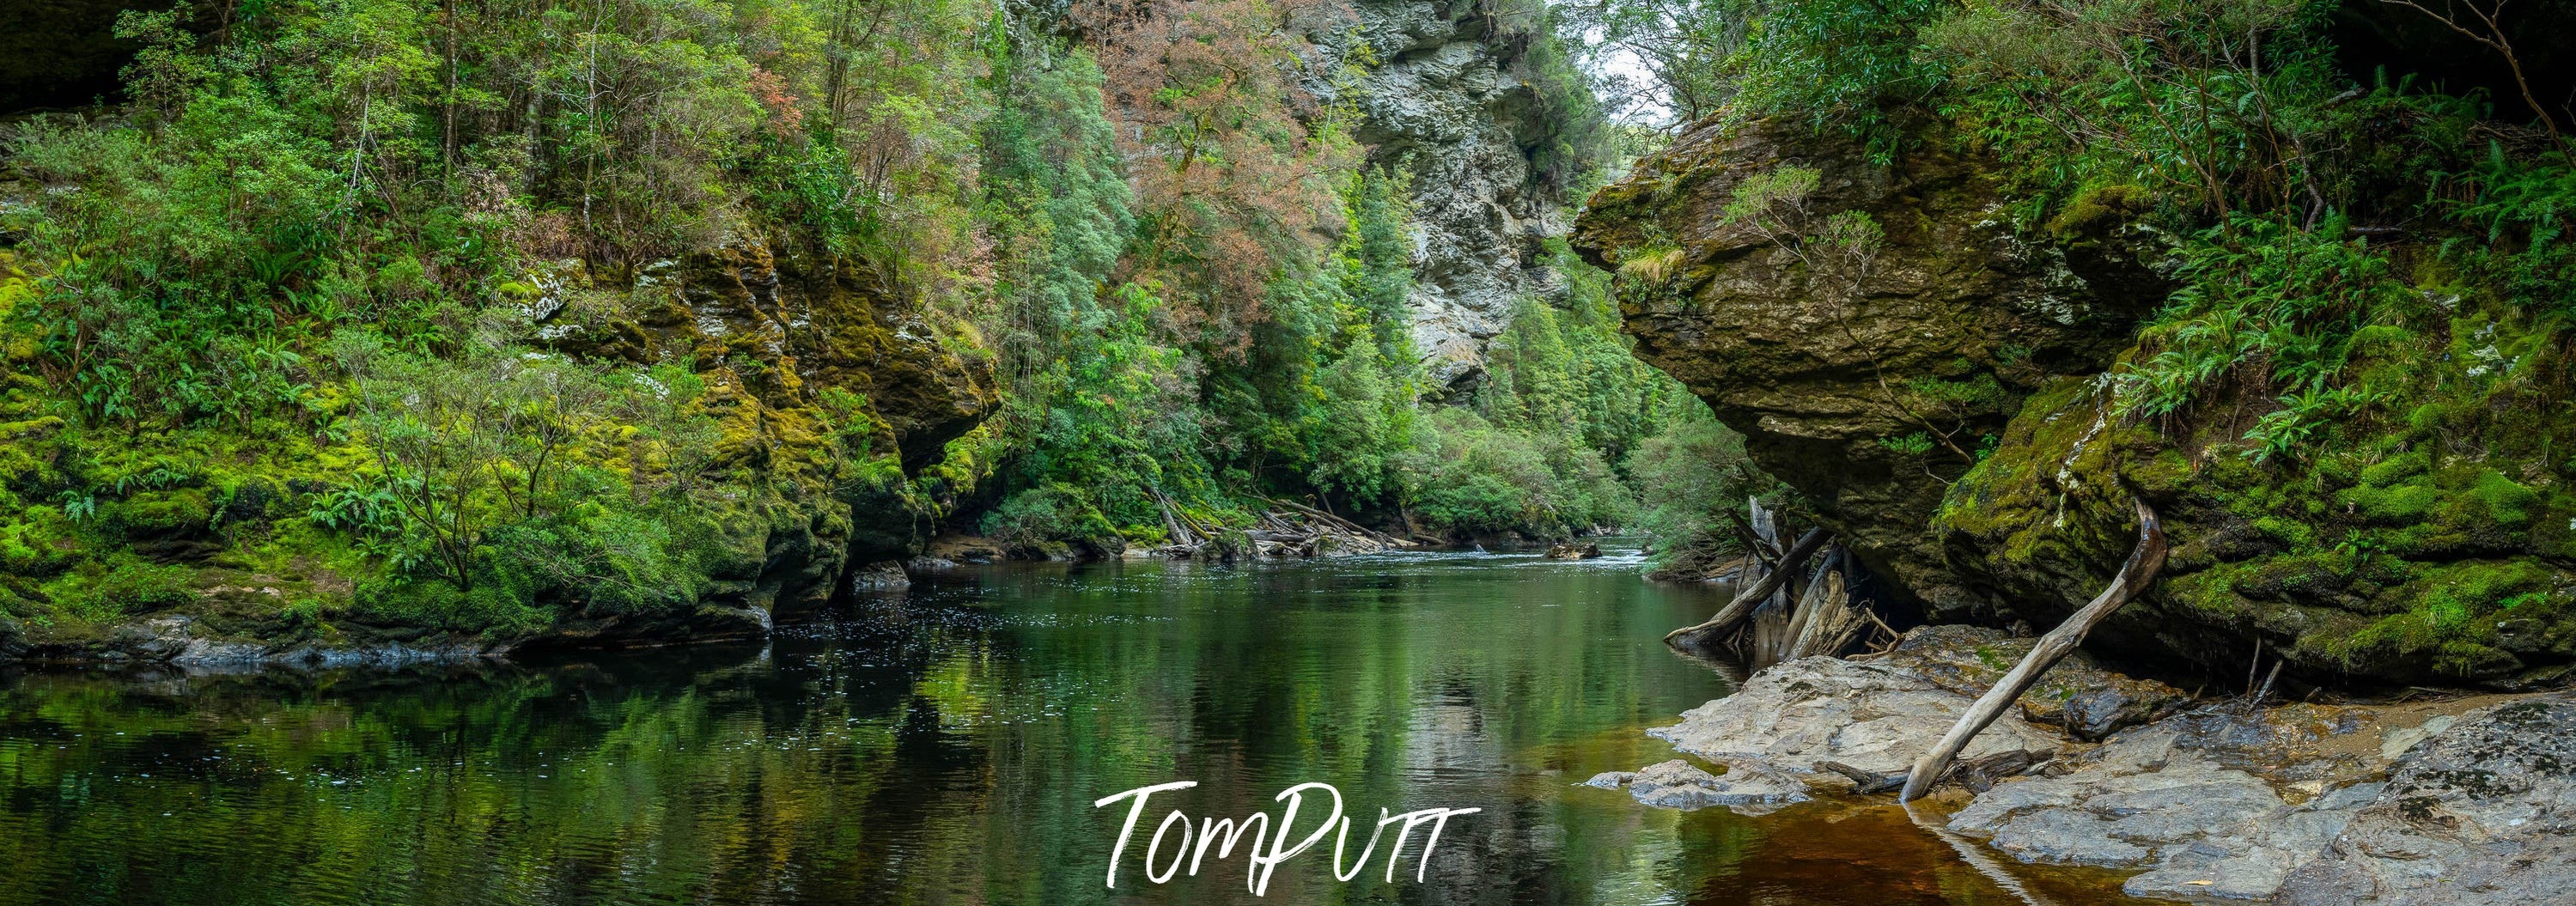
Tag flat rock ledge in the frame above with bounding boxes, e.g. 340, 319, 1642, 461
1946, 693, 2575, 903
1607, 631, 2575, 904
1647, 654, 2068, 781
1875, 625, 2194, 741
2272, 695, 2576, 906
1947, 721, 2388, 900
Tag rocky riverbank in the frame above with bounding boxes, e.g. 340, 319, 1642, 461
1588, 626, 2575, 903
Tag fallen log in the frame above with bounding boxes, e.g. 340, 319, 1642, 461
1262, 497, 1414, 549
1663, 526, 1830, 647
1898, 497, 2168, 802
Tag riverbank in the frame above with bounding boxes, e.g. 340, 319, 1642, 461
0, 534, 1601, 667
1593, 625, 2576, 903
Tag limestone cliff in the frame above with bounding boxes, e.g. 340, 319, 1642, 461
1317, 0, 1583, 395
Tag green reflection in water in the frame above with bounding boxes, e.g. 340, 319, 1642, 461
0, 547, 2153, 906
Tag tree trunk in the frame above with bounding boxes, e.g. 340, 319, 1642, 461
1665, 526, 1830, 646
1899, 498, 2168, 802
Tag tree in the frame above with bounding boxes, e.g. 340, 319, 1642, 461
1073, 0, 1356, 356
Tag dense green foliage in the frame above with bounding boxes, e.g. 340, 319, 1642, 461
0, 0, 1736, 647
962, 3, 1722, 550
0, 1, 893, 638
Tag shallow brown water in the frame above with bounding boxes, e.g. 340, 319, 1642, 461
0, 544, 2159, 905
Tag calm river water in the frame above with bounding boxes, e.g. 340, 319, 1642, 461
0, 544, 2152, 905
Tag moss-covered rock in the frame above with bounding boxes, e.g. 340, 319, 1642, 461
0, 230, 997, 661
1943, 323, 2576, 689
532, 237, 996, 615
1570, 111, 2167, 616
1576, 111, 2576, 689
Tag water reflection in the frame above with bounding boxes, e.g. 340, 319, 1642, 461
0, 546, 2150, 905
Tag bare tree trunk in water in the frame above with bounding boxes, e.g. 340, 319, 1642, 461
1899, 498, 2168, 802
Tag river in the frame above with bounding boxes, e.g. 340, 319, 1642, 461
0, 544, 2154, 905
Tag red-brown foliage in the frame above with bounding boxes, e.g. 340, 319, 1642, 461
1071, 0, 1358, 358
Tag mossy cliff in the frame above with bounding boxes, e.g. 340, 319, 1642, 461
1944, 309, 2575, 690
527, 240, 998, 587
1574, 112, 2576, 689
0, 236, 995, 661
1570, 112, 2167, 615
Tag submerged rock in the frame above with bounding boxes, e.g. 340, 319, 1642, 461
1624, 759, 1726, 809
1544, 542, 1602, 560
849, 561, 910, 592
903, 556, 959, 575
2272, 694, 2576, 906
1603, 759, 1812, 815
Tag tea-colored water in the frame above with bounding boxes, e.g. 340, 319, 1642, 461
0, 545, 2153, 905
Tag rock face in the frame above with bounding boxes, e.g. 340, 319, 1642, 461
1569, 112, 2166, 617
1648, 655, 2067, 780
1319, 1, 1586, 394
1942, 689, 2573, 903
2273, 695, 2576, 906
538, 237, 996, 620
1571, 110, 2576, 688
1938, 369, 2576, 688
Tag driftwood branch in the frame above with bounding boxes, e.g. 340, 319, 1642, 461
1899, 497, 2168, 802
1664, 526, 1830, 646
1150, 496, 1416, 560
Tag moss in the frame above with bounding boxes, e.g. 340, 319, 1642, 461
2358, 452, 2428, 488
1972, 644, 2011, 671
2469, 471, 2539, 526
1937, 276, 2576, 684
2319, 560, 2563, 677
109, 489, 214, 537
39, 556, 196, 623
0, 234, 997, 654
2250, 514, 2315, 548
2339, 481, 2440, 523
2043, 183, 2153, 239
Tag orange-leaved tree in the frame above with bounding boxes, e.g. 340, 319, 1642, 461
1072, 0, 1360, 358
